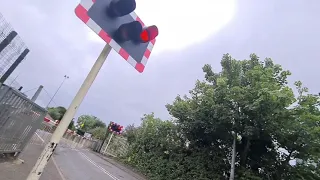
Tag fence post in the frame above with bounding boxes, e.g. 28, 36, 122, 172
102, 132, 114, 155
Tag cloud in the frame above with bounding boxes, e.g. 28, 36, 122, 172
89, 0, 236, 53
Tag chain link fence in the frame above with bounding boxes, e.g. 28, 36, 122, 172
0, 12, 27, 78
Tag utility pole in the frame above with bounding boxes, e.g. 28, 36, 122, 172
26, 44, 112, 180
46, 75, 69, 108
31, 85, 43, 102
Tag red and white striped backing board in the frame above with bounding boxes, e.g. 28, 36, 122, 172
75, 0, 156, 73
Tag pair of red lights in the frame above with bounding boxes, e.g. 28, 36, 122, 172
109, 122, 123, 133
115, 21, 158, 43
107, 0, 158, 43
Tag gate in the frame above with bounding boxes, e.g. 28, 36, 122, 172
100, 134, 129, 157
0, 84, 47, 154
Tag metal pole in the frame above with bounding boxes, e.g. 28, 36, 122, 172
0, 31, 17, 53
31, 85, 44, 102
103, 132, 114, 154
0, 48, 29, 84
46, 75, 69, 108
26, 44, 112, 180
98, 122, 111, 152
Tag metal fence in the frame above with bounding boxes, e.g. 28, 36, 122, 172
27, 119, 129, 158
28, 121, 96, 150
0, 12, 27, 78
0, 84, 47, 154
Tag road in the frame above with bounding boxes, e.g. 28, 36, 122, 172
53, 146, 140, 180
32, 130, 143, 180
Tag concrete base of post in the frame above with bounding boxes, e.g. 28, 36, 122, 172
26, 142, 58, 180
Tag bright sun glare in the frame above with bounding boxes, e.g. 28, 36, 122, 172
87, 0, 236, 54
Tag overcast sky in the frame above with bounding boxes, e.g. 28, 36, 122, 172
0, 0, 319, 127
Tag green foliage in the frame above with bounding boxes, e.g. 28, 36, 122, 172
89, 127, 107, 139
124, 54, 320, 180
68, 120, 75, 131
47, 106, 66, 120
122, 124, 137, 144
77, 115, 106, 133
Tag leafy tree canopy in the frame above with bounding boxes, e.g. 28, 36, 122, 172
123, 54, 320, 180
47, 106, 75, 130
47, 106, 66, 120
77, 115, 106, 133
89, 126, 107, 139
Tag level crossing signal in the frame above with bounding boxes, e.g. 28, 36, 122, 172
75, 0, 159, 73
109, 121, 123, 134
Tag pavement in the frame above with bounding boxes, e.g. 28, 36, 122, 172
0, 130, 147, 180
0, 143, 63, 180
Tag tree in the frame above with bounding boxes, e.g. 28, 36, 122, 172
48, 106, 76, 130
167, 54, 319, 179
90, 126, 107, 139
68, 120, 75, 131
122, 124, 138, 144
76, 115, 106, 132
123, 54, 320, 180
47, 106, 66, 120
124, 113, 189, 179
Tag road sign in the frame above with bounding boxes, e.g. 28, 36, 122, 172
75, 0, 158, 73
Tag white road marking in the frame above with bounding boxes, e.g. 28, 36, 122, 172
75, 149, 120, 180
52, 156, 67, 180
34, 133, 66, 180
35, 132, 45, 142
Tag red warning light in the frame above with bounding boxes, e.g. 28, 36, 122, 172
140, 25, 158, 43
140, 30, 149, 42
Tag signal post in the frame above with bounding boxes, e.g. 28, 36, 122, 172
27, 0, 158, 179
102, 121, 123, 154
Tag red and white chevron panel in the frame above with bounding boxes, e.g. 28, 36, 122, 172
75, 0, 156, 73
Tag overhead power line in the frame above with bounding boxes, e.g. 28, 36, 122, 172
43, 87, 57, 106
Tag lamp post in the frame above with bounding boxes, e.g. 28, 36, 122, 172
46, 75, 69, 108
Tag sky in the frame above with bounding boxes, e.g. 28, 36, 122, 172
0, 0, 319, 127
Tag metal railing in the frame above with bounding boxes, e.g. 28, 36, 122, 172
28, 121, 96, 149
0, 84, 47, 154
28, 118, 129, 158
